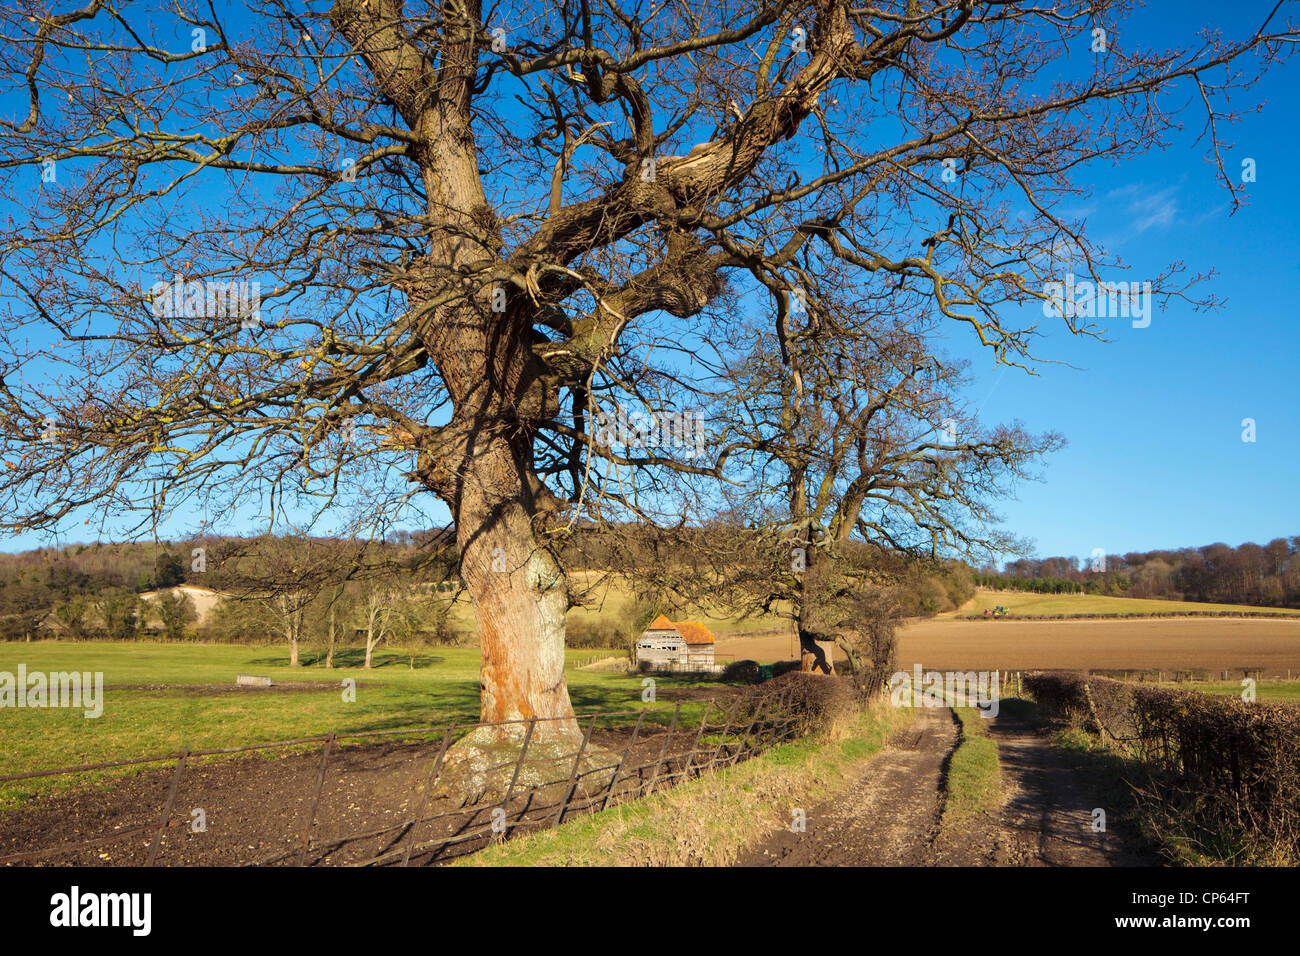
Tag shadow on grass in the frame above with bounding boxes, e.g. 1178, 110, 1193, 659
570, 672, 726, 702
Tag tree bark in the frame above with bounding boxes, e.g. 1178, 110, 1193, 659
285, 605, 302, 667
362, 0, 584, 741
452, 441, 580, 745
796, 626, 834, 675
408, 254, 582, 744
325, 602, 336, 669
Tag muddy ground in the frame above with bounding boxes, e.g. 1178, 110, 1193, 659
0, 687, 753, 867
738, 706, 1159, 867
4, 685, 1162, 868
1, 727, 729, 866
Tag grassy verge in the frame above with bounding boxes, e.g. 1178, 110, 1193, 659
1053, 729, 1295, 866
456, 696, 913, 867
1045, 723, 1184, 862
1152, 679, 1300, 704
940, 706, 1001, 829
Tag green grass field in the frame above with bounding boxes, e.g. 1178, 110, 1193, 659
964, 591, 1300, 618
1151, 680, 1300, 704
0, 641, 720, 808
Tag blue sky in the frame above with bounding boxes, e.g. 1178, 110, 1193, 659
944, 1, 1300, 562
1, 2, 1296, 564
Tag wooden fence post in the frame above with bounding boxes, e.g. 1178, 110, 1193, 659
643, 702, 681, 797
601, 709, 647, 812
706, 699, 740, 772
401, 725, 455, 867
683, 699, 715, 780
146, 747, 189, 866
497, 718, 536, 840
297, 732, 335, 866
553, 715, 598, 827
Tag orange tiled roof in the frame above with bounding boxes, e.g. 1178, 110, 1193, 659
672, 622, 715, 646
646, 614, 676, 630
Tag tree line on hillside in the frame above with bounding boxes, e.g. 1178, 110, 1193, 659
0, 528, 976, 661
977, 537, 1300, 608
13, 528, 1291, 659
0, 543, 203, 642
0, 534, 458, 647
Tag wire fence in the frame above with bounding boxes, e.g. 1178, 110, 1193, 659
0, 680, 812, 867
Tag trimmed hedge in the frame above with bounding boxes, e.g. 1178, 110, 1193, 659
734, 671, 858, 738
1025, 672, 1300, 856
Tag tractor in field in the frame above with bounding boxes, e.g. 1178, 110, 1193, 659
982, 606, 1010, 618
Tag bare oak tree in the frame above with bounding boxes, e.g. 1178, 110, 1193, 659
0, 1, 1294, 752
669, 310, 1060, 677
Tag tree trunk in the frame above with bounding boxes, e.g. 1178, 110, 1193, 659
794, 539, 832, 675
836, 635, 861, 679
453, 443, 580, 746
796, 625, 834, 674
287, 611, 301, 667
364, 629, 375, 669
419, 436, 603, 804
325, 603, 336, 669
398, 101, 585, 749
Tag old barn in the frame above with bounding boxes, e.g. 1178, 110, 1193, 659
636, 615, 717, 669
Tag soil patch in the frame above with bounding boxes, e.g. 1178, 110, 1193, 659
737, 706, 956, 866
738, 706, 1162, 867
1, 690, 752, 866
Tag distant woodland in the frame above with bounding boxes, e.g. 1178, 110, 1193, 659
975, 538, 1300, 608
1, 531, 1295, 645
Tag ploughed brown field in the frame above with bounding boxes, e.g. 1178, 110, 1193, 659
717, 617, 1300, 676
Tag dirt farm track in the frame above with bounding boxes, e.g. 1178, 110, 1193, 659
718, 617, 1300, 675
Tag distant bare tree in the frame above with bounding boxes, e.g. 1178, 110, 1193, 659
214, 536, 354, 666
355, 574, 422, 668
318, 582, 353, 669
661, 314, 1060, 671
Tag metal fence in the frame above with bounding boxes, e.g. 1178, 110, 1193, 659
0, 680, 809, 867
